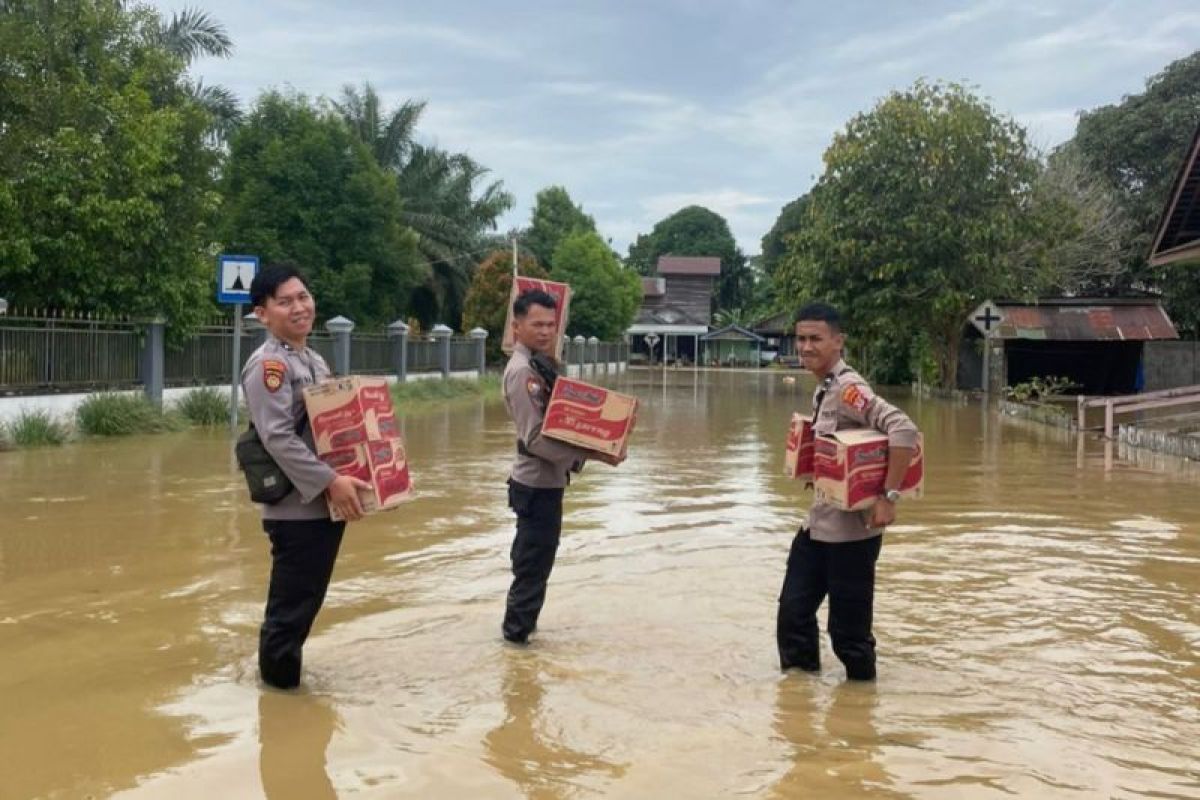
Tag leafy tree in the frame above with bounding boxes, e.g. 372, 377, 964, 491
461, 250, 547, 361
777, 81, 1041, 388
550, 231, 641, 340
760, 194, 811, 280
525, 186, 596, 270
218, 91, 424, 327
154, 7, 241, 142
1070, 51, 1200, 335
0, 0, 221, 334
625, 205, 751, 312
335, 82, 514, 327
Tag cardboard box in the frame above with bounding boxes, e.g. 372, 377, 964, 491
501, 276, 572, 361
783, 413, 815, 480
303, 376, 412, 520
541, 376, 638, 458
813, 430, 923, 511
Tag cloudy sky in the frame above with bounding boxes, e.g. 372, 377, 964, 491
154, 0, 1200, 254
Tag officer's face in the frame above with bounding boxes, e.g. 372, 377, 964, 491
255, 278, 316, 343
513, 304, 557, 354
795, 320, 843, 377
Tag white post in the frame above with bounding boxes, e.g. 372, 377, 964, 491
230, 305, 242, 433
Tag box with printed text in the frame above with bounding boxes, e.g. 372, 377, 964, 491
541, 376, 638, 458
813, 430, 923, 512
783, 413, 815, 481
302, 376, 412, 520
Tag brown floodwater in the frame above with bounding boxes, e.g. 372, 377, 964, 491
1, 369, 1197, 799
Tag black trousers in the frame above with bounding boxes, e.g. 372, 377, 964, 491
259, 518, 346, 689
503, 480, 564, 643
777, 528, 883, 680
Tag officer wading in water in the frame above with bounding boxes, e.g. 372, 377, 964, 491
241, 263, 371, 689
501, 289, 624, 644
777, 303, 919, 681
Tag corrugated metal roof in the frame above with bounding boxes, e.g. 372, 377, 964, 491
993, 301, 1178, 341
657, 256, 721, 275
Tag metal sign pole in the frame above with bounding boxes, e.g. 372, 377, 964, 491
230, 304, 243, 433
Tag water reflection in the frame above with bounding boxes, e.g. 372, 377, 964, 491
483, 649, 625, 799
258, 691, 339, 800
769, 679, 903, 799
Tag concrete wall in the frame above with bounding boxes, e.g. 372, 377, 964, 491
1144, 341, 1200, 391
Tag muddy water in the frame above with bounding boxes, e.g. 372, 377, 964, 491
1, 370, 1197, 799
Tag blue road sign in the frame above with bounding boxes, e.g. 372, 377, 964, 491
217, 254, 259, 305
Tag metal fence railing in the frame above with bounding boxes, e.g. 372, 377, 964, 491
0, 316, 142, 391
0, 312, 632, 395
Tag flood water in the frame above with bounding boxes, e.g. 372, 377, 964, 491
1, 369, 1197, 799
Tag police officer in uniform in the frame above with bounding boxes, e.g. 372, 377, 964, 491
242, 262, 371, 689
777, 303, 919, 681
500, 289, 622, 644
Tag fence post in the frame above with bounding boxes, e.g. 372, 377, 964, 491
431, 324, 452, 378
572, 335, 586, 378
325, 315, 355, 376
244, 311, 267, 349
388, 320, 409, 383
469, 327, 488, 377
587, 336, 599, 373
1104, 399, 1114, 440
1077, 395, 1085, 431
142, 316, 165, 408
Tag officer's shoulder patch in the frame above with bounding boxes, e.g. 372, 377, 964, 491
263, 359, 286, 393
526, 377, 542, 396
841, 382, 872, 413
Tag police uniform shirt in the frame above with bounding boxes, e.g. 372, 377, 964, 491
808, 358, 920, 543
503, 343, 589, 488
241, 336, 337, 520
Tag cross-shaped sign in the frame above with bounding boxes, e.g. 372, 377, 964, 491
969, 301, 1004, 337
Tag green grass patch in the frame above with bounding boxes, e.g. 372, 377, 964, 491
76, 393, 182, 436
6, 409, 71, 447
390, 375, 501, 408
176, 386, 231, 426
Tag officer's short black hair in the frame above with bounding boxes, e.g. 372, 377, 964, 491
513, 289, 557, 318
794, 302, 842, 333
250, 262, 308, 309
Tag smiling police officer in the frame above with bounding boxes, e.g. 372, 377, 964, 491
242, 262, 370, 689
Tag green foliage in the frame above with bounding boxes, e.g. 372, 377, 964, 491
550, 231, 641, 340
625, 205, 751, 312
335, 83, 514, 329
525, 186, 596, 270
1070, 50, 1200, 335
390, 375, 500, 407
0, 0, 222, 339
461, 250, 549, 362
760, 195, 811, 280
219, 91, 425, 329
7, 410, 71, 447
176, 386, 229, 425
76, 393, 180, 436
777, 80, 1041, 389
1004, 376, 1079, 403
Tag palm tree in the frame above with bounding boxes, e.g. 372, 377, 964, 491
155, 8, 241, 142
336, 83, 515, 327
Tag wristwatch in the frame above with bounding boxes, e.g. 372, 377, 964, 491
882, 489, 902, 503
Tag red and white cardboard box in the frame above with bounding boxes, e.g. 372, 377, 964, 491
813, 430, 923, 511
541, 376, 638, 458
303, 376, 412, 520
783, 413, 815, 480
501, 276, 572, 361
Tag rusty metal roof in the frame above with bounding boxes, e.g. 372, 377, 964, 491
1150, 123, 1200, 266
994, 300, 1178, 341
656, 256, 721, 275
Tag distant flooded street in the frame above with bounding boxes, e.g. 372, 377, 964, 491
1, 370, 1197, 799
